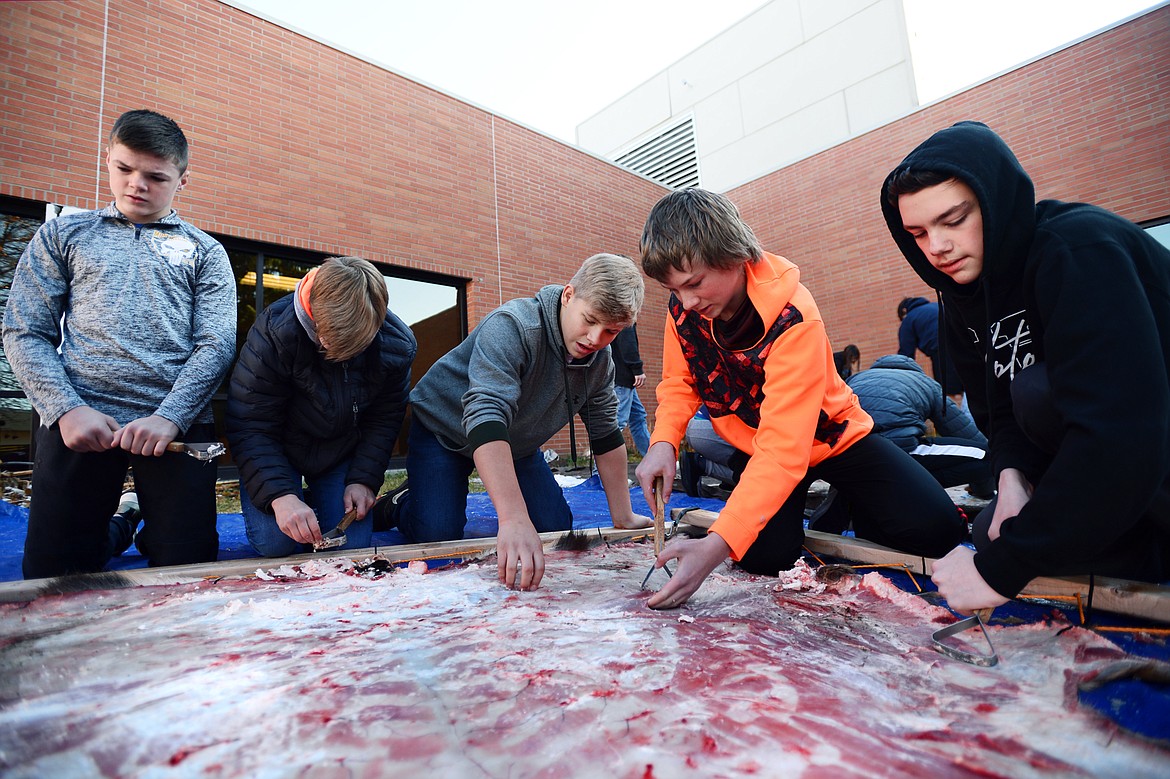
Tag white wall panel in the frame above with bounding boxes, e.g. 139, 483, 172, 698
577, 73, 673, 155
798, 0, 887, 38
844, 64, 917, 134
692, 84, 747, 156
665, 0, 804, 109
578, 0, 917, 191
701, 93, 849, 192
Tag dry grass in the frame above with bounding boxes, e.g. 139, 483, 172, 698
1, 473, 32, 508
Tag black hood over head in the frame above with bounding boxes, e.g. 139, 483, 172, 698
880, 121, 1036, 297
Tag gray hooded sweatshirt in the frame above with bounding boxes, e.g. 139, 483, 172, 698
409, 285, 624, 459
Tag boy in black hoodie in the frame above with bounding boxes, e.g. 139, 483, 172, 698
881, 121, 1170, 613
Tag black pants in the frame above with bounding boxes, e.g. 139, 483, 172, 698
972, 364, 1170, 581
735, 433, 965, 575
909, 436, 994, 494
23, 422, 220, 579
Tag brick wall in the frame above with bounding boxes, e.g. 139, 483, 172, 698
0, 0, 669, 456
2, 0, 1166, 457
727, 6, 1170, 373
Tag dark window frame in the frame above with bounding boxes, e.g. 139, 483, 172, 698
215, 233, 469, 329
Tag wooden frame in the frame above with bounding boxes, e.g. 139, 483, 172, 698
4, 515, 1166, 624
674, 508, 1170, 624
0, 528, 649, 604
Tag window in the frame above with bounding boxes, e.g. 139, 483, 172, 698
1144, 220, 1170, 251
220, 237, 467, 461
0, 197, 45, 465
228, 243, 324, 360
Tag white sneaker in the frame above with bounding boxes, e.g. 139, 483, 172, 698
116, 491, 139, 517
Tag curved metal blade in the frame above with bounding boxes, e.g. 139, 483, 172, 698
931, 614, 999, 667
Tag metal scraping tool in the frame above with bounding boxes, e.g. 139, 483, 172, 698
166, 441, 227, 461
313, 508, 359, 552
931, 607, 999, 666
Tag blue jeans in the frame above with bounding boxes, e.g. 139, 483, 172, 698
614, 385, 650, 455
396, 419, 573, 542
685, 413, 737, 483
240, 458, 371, 557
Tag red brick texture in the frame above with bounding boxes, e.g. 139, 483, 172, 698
0, 0, 668, 455
727, 7, 1170, 373
2, 1, 1167, 455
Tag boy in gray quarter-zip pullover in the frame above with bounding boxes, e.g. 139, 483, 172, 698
2, 109, 237, 579
382, 253, 653, 592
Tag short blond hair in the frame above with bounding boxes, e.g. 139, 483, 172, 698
568, 253, 645, 324
311, 256, 389, 362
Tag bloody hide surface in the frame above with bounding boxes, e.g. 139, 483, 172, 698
1, 543, 1166, 777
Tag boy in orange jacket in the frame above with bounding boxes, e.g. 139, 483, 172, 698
635, 188, 963, 608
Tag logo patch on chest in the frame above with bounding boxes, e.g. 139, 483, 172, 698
151, 232, 197, 269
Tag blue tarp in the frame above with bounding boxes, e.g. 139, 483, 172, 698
0, 477, 728, 583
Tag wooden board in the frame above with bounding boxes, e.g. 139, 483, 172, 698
6, 507, 1166, 624
672, 507, 1170, 624
0, 527, 650, 604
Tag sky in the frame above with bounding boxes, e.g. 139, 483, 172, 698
901, 0, 1160, 105
229, 0, 1161, 145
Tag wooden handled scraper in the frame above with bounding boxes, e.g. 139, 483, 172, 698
640, 476, 673, 589
166, 441, 227, 461
313, 509, 360, 552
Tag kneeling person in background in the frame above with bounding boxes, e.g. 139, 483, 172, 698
847, 354, 993, 498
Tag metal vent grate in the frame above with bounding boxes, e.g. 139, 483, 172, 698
614, 116, 699, 190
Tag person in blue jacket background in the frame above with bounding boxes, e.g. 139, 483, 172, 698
897, 296, 963, 403
847, 354, 992, 497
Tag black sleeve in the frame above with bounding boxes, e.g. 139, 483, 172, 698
612, 327, 644, 374
345, 316, 418, 491
975, 232, 1170, 597
224, 311, 303, 513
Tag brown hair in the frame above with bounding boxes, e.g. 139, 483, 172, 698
640, 188, 762, 282
883, 167, 954, 208
109, 109, 190, 173
310, 256, 389, 362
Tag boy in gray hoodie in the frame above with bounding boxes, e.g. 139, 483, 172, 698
380, 253, 651, 590
3, 109, 237, 578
